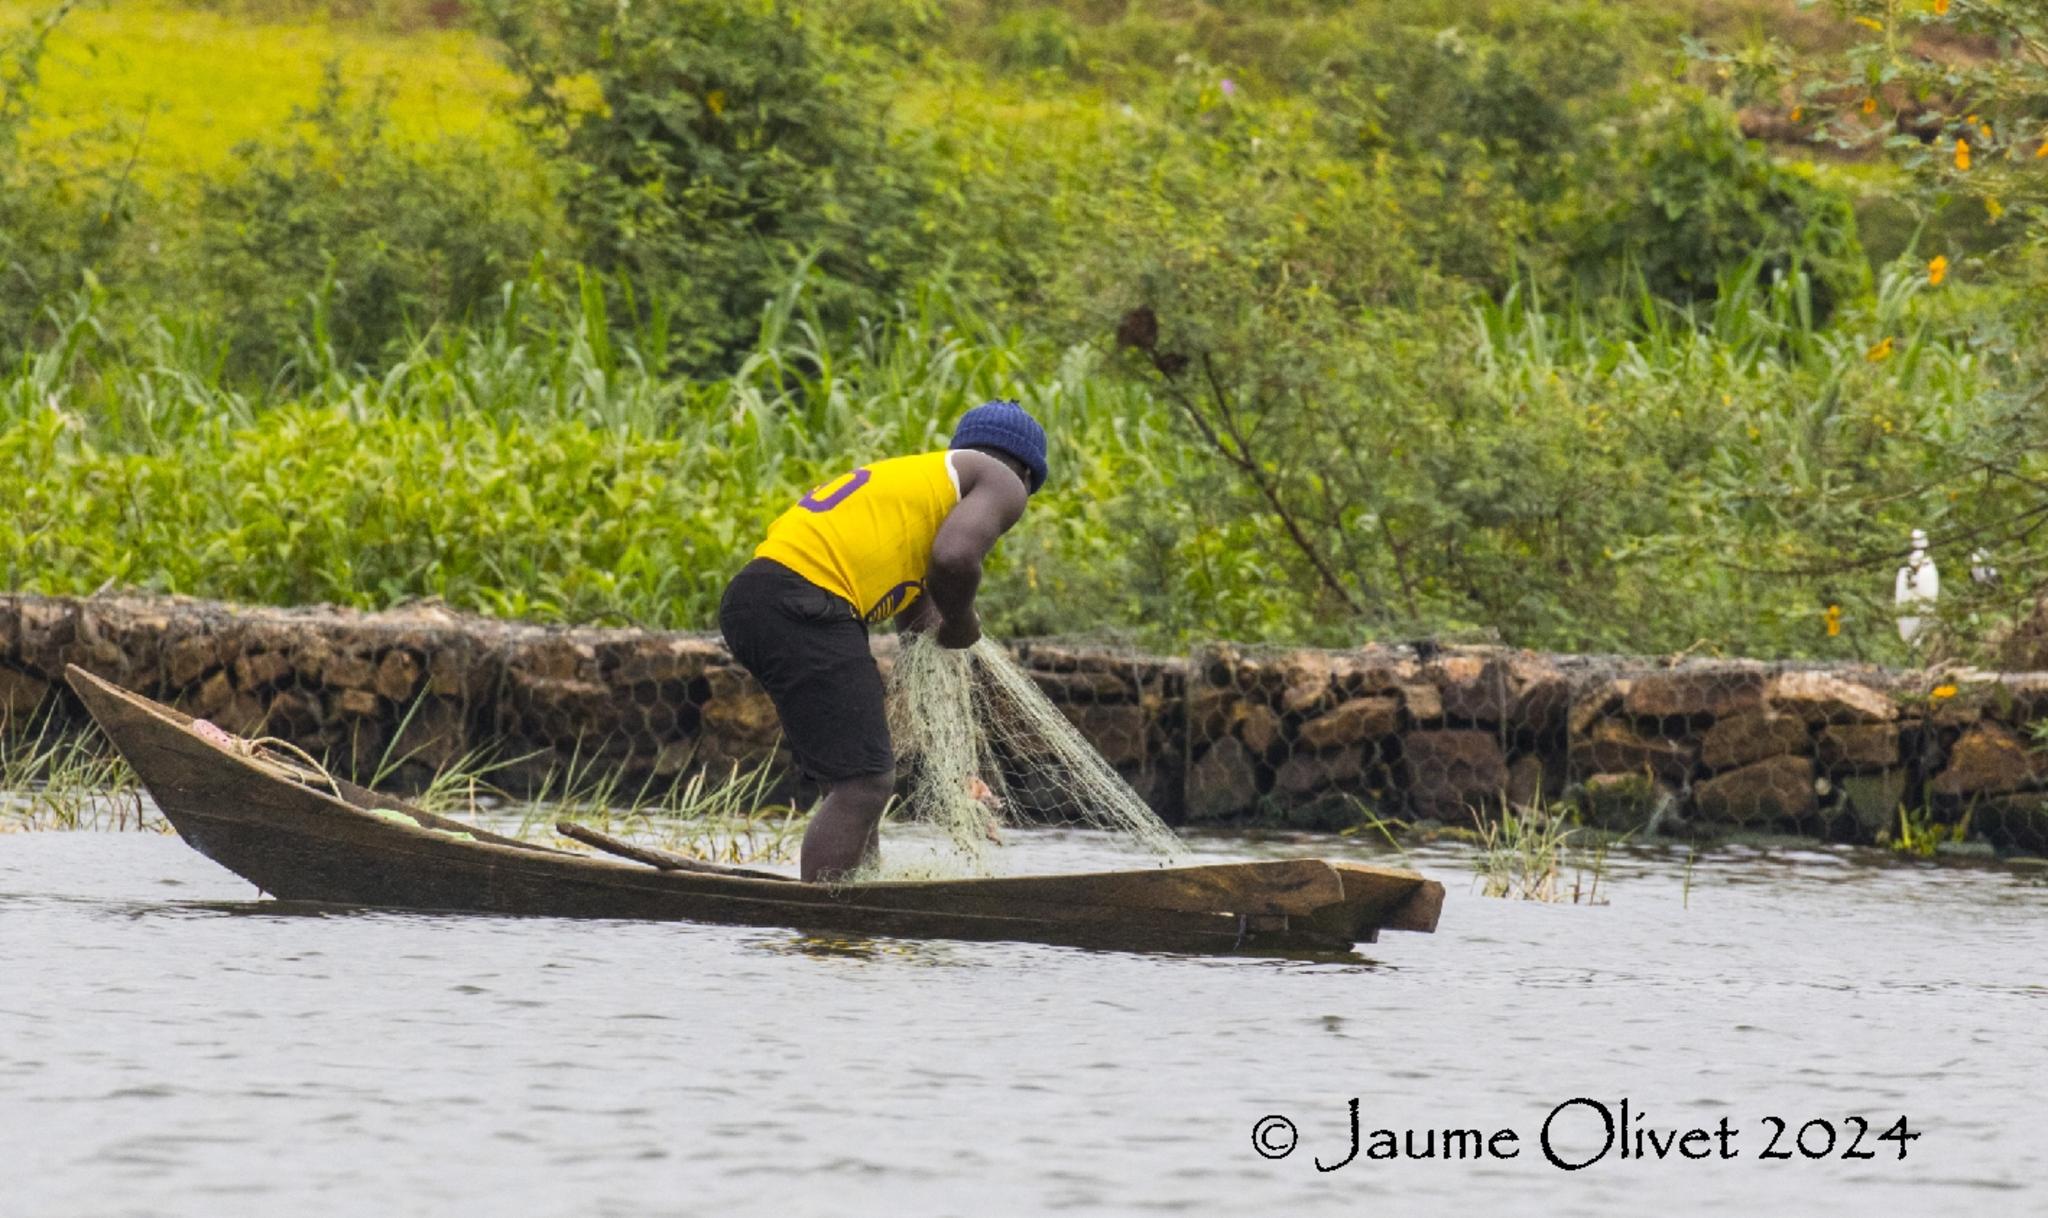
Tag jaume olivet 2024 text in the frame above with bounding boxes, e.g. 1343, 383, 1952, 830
1251, 1098, 1920, 1172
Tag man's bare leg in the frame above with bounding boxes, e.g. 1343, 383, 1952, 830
801, 770, 894, 882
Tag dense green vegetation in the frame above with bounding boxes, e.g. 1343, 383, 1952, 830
4, 0, 2045, 661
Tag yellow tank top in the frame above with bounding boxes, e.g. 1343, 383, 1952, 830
755, 451, 961, 623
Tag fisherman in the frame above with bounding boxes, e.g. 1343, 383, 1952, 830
717, 400, 1047, 881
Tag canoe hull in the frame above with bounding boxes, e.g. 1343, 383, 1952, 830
65, 666, 1443, 955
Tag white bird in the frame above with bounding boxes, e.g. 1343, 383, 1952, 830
1970, 548, 1999, 586
1895, 529, 1939, 645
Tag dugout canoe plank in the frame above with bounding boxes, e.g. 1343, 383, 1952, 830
64, 666, 1443, 955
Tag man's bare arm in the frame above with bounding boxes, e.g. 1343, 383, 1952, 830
926, 452, 1029, 648
894, 594, 940, 634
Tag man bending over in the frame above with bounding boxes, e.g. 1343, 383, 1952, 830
717, 401, 1046, 880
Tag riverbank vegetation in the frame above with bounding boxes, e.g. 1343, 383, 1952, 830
0, 709, 151, 829
4, 0, 2046, 662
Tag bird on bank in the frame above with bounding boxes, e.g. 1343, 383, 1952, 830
1895, 529, 1938, 645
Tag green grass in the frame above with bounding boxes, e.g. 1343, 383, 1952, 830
513, 756, 804, 866
1472, 800, 1611, 904
0, 713, 153, 830
2, 249, 2026, 658
0, 273, 1228, 636
0, 0, 520, 184
393, 734, 805, 864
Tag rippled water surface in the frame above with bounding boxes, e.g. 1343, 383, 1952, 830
4, 824, 2044, 1217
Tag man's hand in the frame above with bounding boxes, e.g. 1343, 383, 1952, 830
935, 608, 981, 650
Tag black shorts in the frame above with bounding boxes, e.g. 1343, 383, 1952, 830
717, 558, 894, 783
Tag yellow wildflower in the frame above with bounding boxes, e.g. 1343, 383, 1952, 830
1862, 96, 1878, 116
705, 89, 726, 115
1824, 604, 1842, 637
1791, 105, 1804, 122
1955, 137, 1971, 171
1866, 336, 1895, 362
2037, 138, 2048, 159
1979, 121, 1992, 140
1986, 196, 2005, 221
1928, 254, 1948, 285
1854, 15, 1884, 30
1930, 683, 1958, 701
1933, 0, 1950, 13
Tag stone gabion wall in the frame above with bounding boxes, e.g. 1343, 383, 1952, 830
1187, 644, 2048, 850
4, 595, 2046, 851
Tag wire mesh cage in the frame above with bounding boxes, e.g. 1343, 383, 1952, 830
5, 595, 2048, 853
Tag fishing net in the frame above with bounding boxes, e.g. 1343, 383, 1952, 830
886, 634, 1185, 874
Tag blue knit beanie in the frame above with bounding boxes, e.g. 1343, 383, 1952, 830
949, 400, 1048, 494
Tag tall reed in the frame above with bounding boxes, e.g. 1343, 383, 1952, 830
0, 715, 153, 831
3, 256, 2025, 657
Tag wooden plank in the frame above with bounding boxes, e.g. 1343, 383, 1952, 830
848, 859, 1348, 919
1330, 861, 1443, 933
331, 775, 571, 855
556, 821, 792, 882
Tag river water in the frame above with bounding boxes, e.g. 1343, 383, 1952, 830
3, 823, 2043, 1217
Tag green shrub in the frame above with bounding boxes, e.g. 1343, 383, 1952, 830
487, 0, 933, 372
1576, 96, 1868, 323
193, 67, 553, 382
988, 7, 1084, 73
1308, 10, 1626, 188
1711, 0, 2048, 259
0, 3, 134, 361
1079, 82, 2014, 657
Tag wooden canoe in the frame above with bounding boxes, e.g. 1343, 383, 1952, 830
64, 665, 1443, 955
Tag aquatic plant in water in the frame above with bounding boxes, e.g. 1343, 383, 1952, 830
365, 696, 803, 863
0, 714, 155, 832
436, 742, 803, 865
1885, 803, 1973, 859
1471, 800, 1610, 904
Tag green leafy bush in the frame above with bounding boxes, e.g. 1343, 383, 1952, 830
1709, 0, 2048, 256
988, 7, 1084, 73
1079, 72, 2018, 655
194, 67, 553, 381
1577, 96, 1868, 323
487, 0, 933, 372
0, 4, 133, 361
